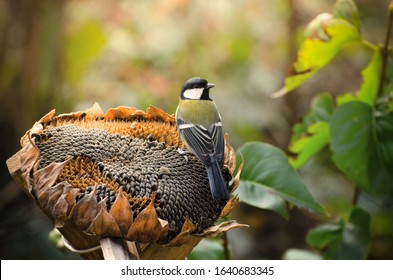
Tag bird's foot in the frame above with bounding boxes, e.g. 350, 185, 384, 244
177, 148, 189, 164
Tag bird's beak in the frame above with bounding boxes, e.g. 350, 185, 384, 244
206, 83, 215, 89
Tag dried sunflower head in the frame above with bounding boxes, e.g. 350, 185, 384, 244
7, 103, 246, 259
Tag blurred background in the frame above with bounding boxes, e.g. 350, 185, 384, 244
0, 0, 391, 259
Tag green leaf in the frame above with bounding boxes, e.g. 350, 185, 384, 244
289, 121, 330, 169
65, 21, 106, 84
304, 92, 335, 126
274, 17, 360, 96
291, 92, 334, 141
334, 0, 361, 29
336, 92, 358, 106
330, 101, 393, 200
307, 207, 371, 259
358, 47, 382, 105
370, 112, 393, 196
330, 102, 371, 188
307, 222, 343, 249
336, 207, 371, 259
236, 180, 288, 219
188, 238, 225, 260
236, 142, 325, 216
289, 93, 334, 169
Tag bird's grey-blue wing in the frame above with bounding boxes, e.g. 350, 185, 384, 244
177, 116, 224, 166
211, 122, 224, 167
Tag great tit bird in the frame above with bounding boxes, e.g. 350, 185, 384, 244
175, 77, 228, 200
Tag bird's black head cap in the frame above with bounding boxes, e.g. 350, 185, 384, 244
180, 77, 214, 100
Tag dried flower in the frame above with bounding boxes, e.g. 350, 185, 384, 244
7, 103, 246, 259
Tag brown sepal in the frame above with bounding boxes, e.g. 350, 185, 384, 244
37, 182, 70, 213
33, 159, 71, 198
126, 199, 162, 243
87, 200, 122, 237
157, 219, 169, 242
166, 217, 197, 246
109, 187, 133, 237
224, 134, 237, 175
70, 186, 101, 230
229, 152, 244, 194
52, 187, 78, 227
220, 195, 239, 218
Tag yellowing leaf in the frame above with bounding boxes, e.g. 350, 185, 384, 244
289, 121, 330, 169
289, 93, 334, 169
274, 17, 360, 96
358, 47, 382, 105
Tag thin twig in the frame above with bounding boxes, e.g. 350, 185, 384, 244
377, 2, 393, 97
352, 185, 360, 206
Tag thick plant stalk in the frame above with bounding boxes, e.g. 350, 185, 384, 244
100, 238, 136, 260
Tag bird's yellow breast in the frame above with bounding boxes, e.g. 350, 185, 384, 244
177, 100, 221, 128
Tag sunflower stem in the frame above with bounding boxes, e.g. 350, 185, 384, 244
222, 232, 231, 260
100, 238, 132, 260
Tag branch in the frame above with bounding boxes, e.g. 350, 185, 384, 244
377, 1, 393, 97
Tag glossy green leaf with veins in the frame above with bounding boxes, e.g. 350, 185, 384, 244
236, 142, 325, 218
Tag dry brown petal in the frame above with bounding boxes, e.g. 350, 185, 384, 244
145, 105, 176, 125
6, 142, 39, 192
37, 109, 56, 124
197, 220, 249, 238
103, 106, 139, 120
56, 103, 103, 121
84, 102, 104, 118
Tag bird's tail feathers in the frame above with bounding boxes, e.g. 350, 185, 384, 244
206, 155, 228, 200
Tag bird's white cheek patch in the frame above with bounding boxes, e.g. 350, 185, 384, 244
183, 88, 204, 99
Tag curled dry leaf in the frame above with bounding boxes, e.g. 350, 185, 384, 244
6, 104, 247, 259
